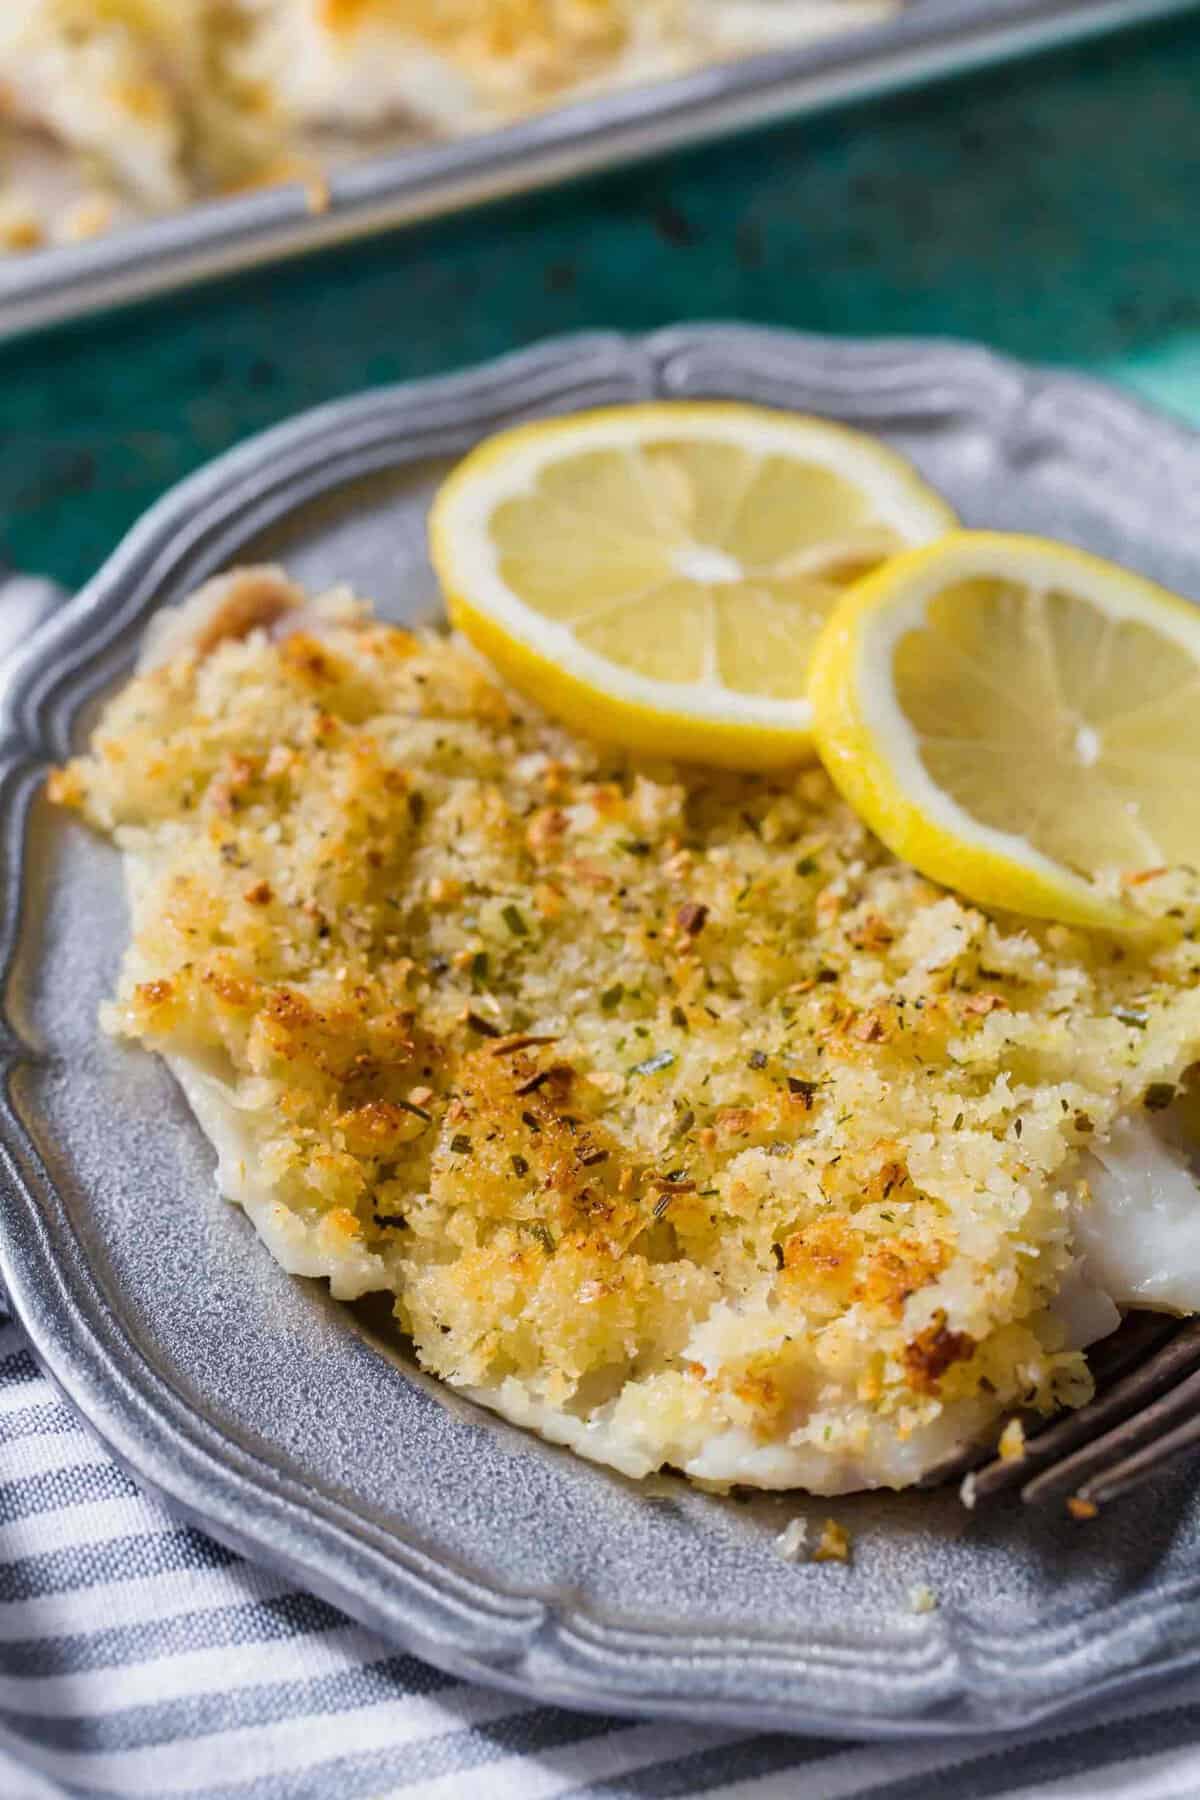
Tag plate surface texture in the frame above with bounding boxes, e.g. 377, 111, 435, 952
4, 327, 1200, 1736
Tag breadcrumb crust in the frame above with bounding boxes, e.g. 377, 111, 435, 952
49, 574, 1200, 1491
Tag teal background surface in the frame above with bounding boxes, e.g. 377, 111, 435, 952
3, 10, 1199, 593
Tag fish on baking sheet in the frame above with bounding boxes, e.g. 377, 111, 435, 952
0, 0, 896, 246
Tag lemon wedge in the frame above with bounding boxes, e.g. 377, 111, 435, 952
808, 530, 1200, 929
429, 403, 955, 767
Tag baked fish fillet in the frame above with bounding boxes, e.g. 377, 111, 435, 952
49, 568, 1200, 1493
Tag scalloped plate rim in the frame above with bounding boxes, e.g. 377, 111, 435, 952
2, 325, 1200, 1738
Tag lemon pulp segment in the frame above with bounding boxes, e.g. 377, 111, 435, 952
430, 403, 956, 768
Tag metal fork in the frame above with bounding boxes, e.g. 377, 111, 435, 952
937, 1311, 1200, 1514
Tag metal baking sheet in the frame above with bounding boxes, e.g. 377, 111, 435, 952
4, 326, 1200, 1736
1, 0, 1196, 343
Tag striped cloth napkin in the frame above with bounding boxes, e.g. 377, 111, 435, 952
4, 1297, 1200, 1800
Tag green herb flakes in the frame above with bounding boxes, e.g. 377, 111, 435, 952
672, 1107, 696, 1140
466, 1010, 501, 1037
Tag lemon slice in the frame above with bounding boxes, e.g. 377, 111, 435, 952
808, 530, 1200, 929
429, 403, 955, 767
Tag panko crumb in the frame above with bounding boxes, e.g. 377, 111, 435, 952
908, 1583, 937, 1614
304, 172, 331, 215
61, 192, 116, 243
774, 1517, 808, 1562
813, 1519, 851, 1563
0, 189, 43, 252
998, 1418, 1027, 1463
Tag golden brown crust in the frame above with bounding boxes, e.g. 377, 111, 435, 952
48, 579, 1200, 1487
902, 1313, 977, 1396
188, 569, 303, 657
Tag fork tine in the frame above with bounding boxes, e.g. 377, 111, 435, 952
968, 1316, 1200, 1504
1075, 1409, 1200, 1509
1021, 1353, 1200, 1508
1084, 1310, 1181, 1384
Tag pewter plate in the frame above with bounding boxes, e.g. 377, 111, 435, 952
4, 326, 1200, 1738
2, 0, 1198, 343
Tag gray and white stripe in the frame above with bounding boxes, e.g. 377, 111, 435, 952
0, 1306, 1197, 1800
